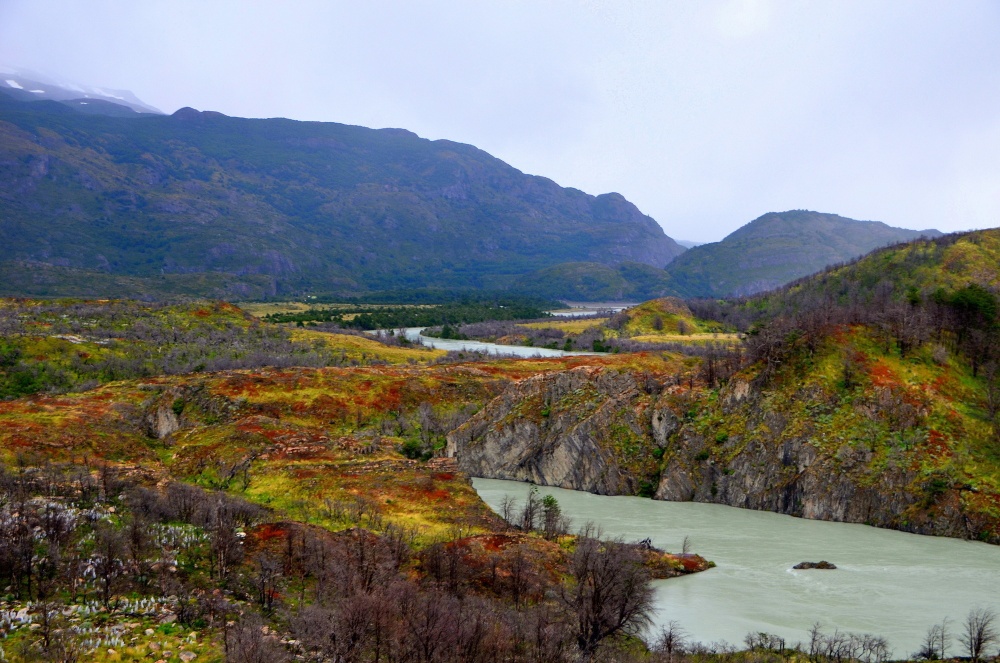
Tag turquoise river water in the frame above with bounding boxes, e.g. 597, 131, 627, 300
473, 478, 1000, 657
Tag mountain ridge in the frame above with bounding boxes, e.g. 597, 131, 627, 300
0, 92, 684, 299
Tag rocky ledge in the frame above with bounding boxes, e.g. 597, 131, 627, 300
446, 367, 993, 543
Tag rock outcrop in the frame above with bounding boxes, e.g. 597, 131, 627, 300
793, 561, 837, 569
447, 366, 662, 495
447, 368, 983, 542
152, 404, 180, 439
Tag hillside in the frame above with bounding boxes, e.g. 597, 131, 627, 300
665, 210, 940, 298
2, 243, 1000, 657
511, 261, 677, 301
452, 229, 1000, 542
0, 91, 684, 300
699, 228, 1000, 331
0, 306, 709, 660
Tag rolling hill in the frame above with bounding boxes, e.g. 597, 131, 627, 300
665, 210, 941, 298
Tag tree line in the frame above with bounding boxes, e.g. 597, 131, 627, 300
265, 298, 553, 330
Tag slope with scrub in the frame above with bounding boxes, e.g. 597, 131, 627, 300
451, 230, 1000, 542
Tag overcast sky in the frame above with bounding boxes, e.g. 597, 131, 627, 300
1, 1, 998, 242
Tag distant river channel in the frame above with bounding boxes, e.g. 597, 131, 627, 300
398, 327, 597, 358
473, 478, 1000, 656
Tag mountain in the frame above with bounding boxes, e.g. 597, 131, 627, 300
0, 91, 684, 300
664, 210, 941, 298
511, 261, 676, 302
0, 69, 163, 115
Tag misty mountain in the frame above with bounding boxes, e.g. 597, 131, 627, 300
0, 70, 162, 115
664, 210, 941, 298
0, 91, 684, 300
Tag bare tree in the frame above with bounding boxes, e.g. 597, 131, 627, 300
499, 494, 518, 528
506, 545, 531, 610
960, 607, 998, 663
917, 618, 951, 660
253, 554, 282, 614
92, 521, 124, 609
227, 613, 290, 663
936, 617, 952, 660
652, 620, 687, 663
564, 535, 655, 660
21, 601, 81, 663
808, 622, 824, 662
520, 486, 541, 531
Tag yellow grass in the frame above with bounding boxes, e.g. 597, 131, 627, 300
238, 301, 316, 316
289, 328, 446, 363
240, 301, 439, 317
630, 332, 741, 344
521, 318, 608, 333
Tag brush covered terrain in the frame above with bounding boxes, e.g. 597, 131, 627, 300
0, 301, 709, 662
450, 230, 1000, 542
2, 230, 1000, 661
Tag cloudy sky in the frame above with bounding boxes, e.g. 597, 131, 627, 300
1, 0, 997, 242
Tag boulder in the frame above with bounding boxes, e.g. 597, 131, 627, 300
793, 560, 837, 570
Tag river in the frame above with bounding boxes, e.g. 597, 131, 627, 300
473, 478, 1000, 656
398, 327, 598, 358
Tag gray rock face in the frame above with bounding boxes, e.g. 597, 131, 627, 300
447, 367, 654, 495
153, 405, 180, 439
654, 432, 943, 533
447, 368, 980, 541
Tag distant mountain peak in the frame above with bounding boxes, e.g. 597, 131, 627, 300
729, 210, 941, 242
0, 69, 162, 115
171, 106, 228, 121
665, 210, 943, 298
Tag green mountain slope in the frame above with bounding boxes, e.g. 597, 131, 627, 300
709, 228, 1000, 329
511, 261, 678, 301
665, 210, 940, 298
0, 92, 685, 299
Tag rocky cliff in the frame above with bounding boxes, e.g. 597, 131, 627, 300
653, 379, 974, 539
447, 366, 663, 495
448, 363, 991, 542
